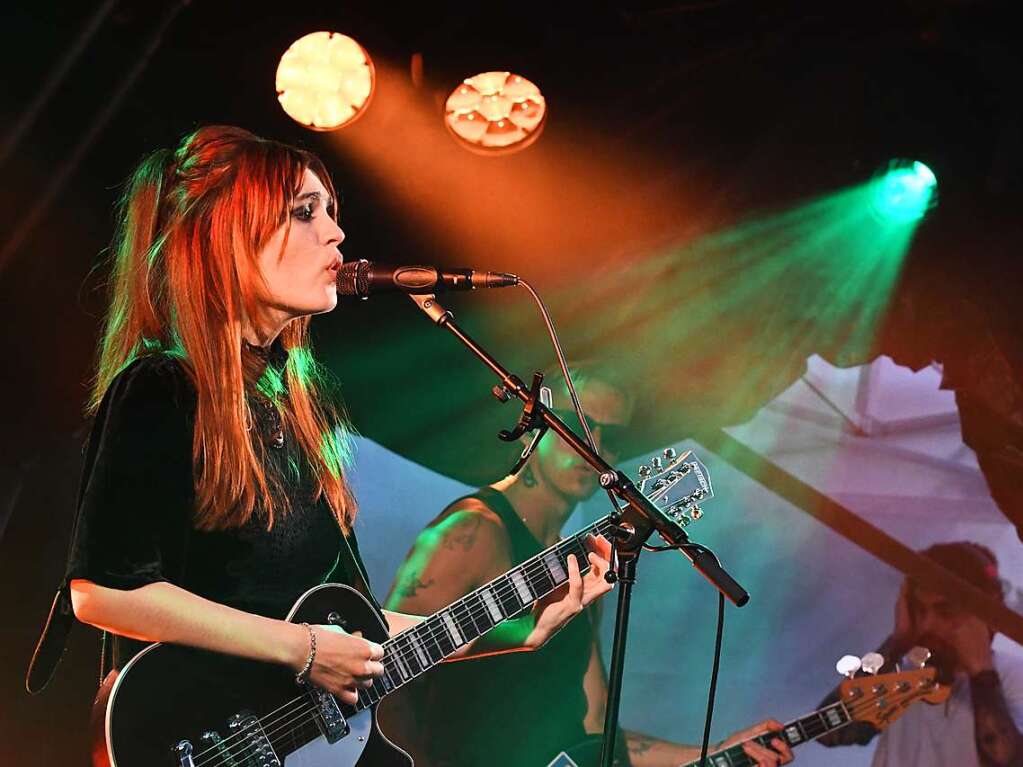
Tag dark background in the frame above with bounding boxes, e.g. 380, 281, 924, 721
1, 1, 1021, 763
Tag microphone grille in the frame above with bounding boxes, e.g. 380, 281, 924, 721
337, 260, 370, 297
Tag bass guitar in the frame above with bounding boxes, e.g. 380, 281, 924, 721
546, 654, 949, 767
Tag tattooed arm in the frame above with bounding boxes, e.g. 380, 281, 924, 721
972, 670, 1023, 767
950, 614, 1023, 767
383, 502, 540, 658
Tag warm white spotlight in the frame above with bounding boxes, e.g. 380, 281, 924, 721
276, 31, 375, 131
444, 71, 546, 155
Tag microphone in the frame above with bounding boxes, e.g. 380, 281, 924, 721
337, 259, 519, 298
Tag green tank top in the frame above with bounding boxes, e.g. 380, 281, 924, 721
397, 487, 595, 767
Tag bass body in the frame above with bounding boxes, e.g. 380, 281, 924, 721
97, 584, 411, 767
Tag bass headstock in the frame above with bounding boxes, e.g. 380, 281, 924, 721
836, 648, 950, 731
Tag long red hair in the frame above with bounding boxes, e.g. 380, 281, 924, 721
91, 125, 356, 531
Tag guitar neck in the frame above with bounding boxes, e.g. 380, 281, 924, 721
679, 701, 851, 767
354, 514, 617, 710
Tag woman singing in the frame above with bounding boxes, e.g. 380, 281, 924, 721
65, 125, 612, 762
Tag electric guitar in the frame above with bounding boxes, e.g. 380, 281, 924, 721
94, 449, 713, 766
546, 659, 950, 767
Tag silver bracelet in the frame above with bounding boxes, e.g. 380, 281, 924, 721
295, 622, 316, 685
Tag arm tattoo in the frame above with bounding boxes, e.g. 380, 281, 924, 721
626, 733, 657, 757
443, 514, 483, 551
398, 576, 434, 599
971, 670, 1023, 767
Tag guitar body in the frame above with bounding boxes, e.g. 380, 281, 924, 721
95, 584, 412, 767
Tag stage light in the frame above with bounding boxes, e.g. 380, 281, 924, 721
871, 160, 937, 223
276, 32, 375, 131
444, 71, 546, 155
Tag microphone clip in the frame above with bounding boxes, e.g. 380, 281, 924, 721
500, 371, 552, 475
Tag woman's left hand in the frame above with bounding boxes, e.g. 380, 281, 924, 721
526, 534, 614, 649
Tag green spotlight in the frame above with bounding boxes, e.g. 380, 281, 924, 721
871, 160, 938, 223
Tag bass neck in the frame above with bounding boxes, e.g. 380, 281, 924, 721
679, 700, 850, 767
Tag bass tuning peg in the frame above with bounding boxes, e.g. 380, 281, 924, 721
905, 646, 932, 669
860, 652, 885, 675
835, 655, 861, 678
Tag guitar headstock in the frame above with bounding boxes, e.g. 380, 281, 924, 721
838, 665, 949, 731
635, 448, 713, 531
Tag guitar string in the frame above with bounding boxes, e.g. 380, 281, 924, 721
190, 695, 322, 767
193, 702, 320, 767
189, 520, 611, 763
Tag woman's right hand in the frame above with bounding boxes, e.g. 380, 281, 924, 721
300, 624, 385, 704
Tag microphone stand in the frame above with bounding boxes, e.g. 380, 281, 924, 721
407, 293, 749, 767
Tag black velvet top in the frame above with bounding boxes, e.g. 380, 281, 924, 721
65, 350, 375, 669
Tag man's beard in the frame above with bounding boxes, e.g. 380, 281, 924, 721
915, 632, 962, 685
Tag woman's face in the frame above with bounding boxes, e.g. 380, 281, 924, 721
256, 168, 343, 325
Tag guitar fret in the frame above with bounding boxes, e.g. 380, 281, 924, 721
408, 632, 430, 669
510, 569, 534, 604
480, 586, 504, 622
397, 634, 422, 676
784, 722, 804, 745
802, 712, 827, 740
530, 560, 555, 595
495, 574, 524, 616
449, 600, 475, 641
827, 702, 849, 728
544, 550, 567, 584
465, 593, 494, 634
440, 610, 465, 647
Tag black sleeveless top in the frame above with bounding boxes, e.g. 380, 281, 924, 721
63, 352, 376, 669
395, 487, 594, 767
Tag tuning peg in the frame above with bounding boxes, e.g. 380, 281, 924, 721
651, 456, 663, 471
860, 652, 885, 675
836, 655, 861, 678
663, 447, 677, 461
905, 646, 932, 669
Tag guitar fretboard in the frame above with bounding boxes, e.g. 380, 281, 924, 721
355, 515, 617, 710
681, 701, 851, 767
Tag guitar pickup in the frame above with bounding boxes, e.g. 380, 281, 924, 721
308, 687, 350, 744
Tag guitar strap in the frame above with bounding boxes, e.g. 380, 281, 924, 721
26, 419, 104, 694
25, 579, 82, 694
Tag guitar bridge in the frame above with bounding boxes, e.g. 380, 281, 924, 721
308, 687, 350, 744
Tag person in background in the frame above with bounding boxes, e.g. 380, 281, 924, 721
381, 362, 794, 767
819, 541, 1023, 767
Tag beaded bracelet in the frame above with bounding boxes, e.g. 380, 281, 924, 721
296, 622, 317, 685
